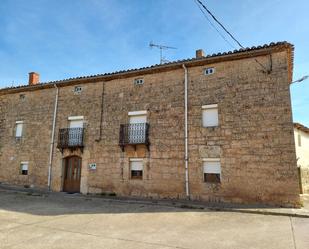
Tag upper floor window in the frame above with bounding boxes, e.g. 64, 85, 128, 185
68, 116, 84, 146
134, 78, 144, 85
20, 162, 29, 175
19, 94, 26, 100
202, 104, 218, 127
74, 86, 82, 94
203, 158, 221, 183
204, 67, 215, 75
128, 111, 147, 144
128, 111, 147, 124
15, 121, 23, 138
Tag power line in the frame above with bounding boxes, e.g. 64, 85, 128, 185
195, 0, 269, 73
193, 0, 236, 49
195, 0, 243, 48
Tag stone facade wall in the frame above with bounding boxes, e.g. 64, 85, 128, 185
0, 89, 55, 187
0, 48, 301, 206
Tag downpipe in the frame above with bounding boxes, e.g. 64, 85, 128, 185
48, 84, 59, 191
182, 64, 190, 199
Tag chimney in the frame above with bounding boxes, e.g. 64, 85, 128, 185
28, 72, 40, 85
196, 49, 205, 58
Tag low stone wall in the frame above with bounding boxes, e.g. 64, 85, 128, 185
299, 167, 309, 194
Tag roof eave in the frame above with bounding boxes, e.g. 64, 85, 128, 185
0, 42, 294, 95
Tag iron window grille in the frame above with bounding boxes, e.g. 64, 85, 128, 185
119, 123, 150, 151
57, 128, 85, 152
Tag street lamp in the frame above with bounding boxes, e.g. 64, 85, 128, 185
291, 75, 309, 84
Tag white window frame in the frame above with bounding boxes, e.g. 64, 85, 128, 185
68, 116, 84, 121
202, 158, 221, 183
202, 104, 219, 127
204, 67, 215, 75
130, 158, 143, 180
15, 121, 23, 138
73, 86, 82, 94
128, 111, 147, 116
20, 161, 29, 175
134, 78, 144, 85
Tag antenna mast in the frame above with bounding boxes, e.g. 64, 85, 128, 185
149, 42, 177, 64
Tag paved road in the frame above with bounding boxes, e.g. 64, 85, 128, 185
0, 191, 308, 249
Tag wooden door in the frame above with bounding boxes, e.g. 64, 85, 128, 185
63, 156, 82, 193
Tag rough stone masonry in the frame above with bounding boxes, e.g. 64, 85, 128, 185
0, 42, 301, 207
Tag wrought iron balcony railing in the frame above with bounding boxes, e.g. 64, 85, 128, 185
119, 123, 150, 151
57, 128, 85, 152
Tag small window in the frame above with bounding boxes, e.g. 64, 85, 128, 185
20, 162, 28, 175
15, 121, 23, 138
204, 67, 215, 75
74, 86, 82, 94
130, 159, 143, 180
298, 134, 301, 147
202, 104, 218, 127
134, 78, 144, 85
203, 159, 221, 183
19, 94, 25, 100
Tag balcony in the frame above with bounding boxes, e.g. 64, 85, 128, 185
57, 128, 85, 152
119, 123, 150, 151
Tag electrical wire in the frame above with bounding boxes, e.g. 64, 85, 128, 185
196, 0, 243, 48
195, 0, 269, 73
194, 0, 236, 49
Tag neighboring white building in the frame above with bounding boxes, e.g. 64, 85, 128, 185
294, 123, 309, 194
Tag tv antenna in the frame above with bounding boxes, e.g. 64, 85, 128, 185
149, 41, 177, 64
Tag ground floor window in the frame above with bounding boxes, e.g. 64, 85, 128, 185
130, 159, 143, 180
203, 158, 221, 183
20, 162, 28, 175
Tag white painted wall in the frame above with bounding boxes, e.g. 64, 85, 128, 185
294, 128, 309, 168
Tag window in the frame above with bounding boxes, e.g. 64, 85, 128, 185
203, 159, 221, 183
19, 94, 25, 100
15, 121, 23, 138
298, 134, 302, 147
20, 162, 28, 175
68, 116, 84, 146
128, 111, 147, 144
134, 78, 144, 85
130, 159, 143, 180
128, 111, 147, 124
204, 67, 215, 75
74, 86, 82, 94
202, 104, 218, 127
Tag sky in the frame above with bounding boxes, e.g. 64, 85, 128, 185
0, 0, 308, 126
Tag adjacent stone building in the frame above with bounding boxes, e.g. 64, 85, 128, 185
0, 42, 301, 206
294, 123, 309, 194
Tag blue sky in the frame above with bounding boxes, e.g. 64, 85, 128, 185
0, 0, 308, 125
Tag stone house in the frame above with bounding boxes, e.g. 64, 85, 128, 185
294, 123, 309, 194
0, 42, 301, 207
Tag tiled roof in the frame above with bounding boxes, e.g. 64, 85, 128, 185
294, 123, 309, 134
0, 41, 293, 93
